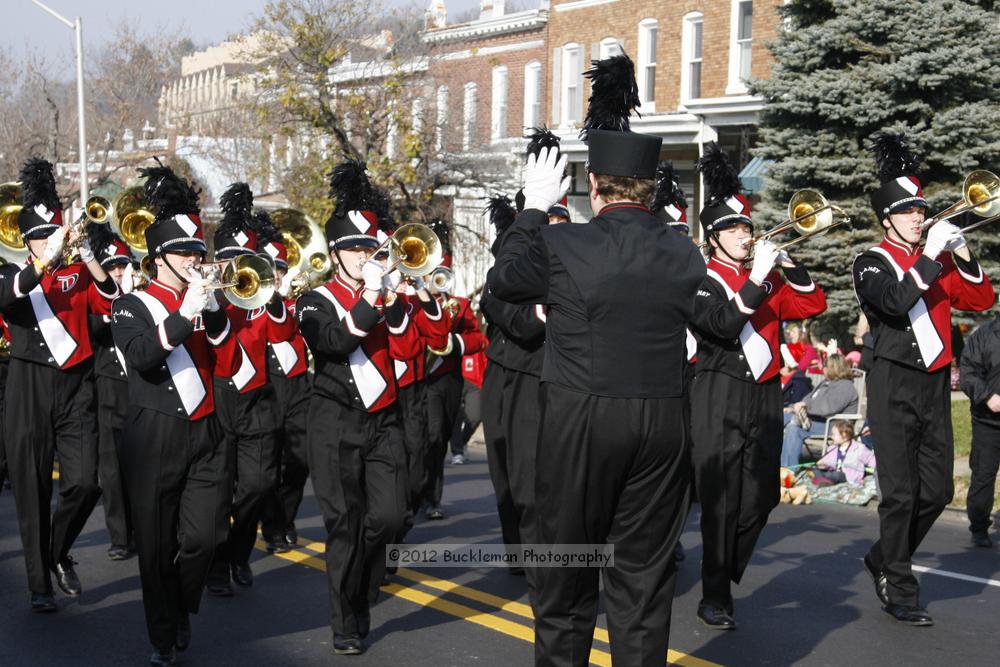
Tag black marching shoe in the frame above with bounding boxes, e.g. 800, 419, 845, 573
426, 506, 445, 520
333, 634, 365, 655
53, 558, 82, 597
231, 562, 254, 587
30, 593, 58, 613
107, 545, 132, 561
266, 537, 290, 554
206, 581, 234, 597
175, 614, 191, 652
862, 554, 889, 606
697, 605, 736, 630
883, 603, 933, 627
149, 647, 176, 666
971, 532, 993, 548
285, 525, 299, 547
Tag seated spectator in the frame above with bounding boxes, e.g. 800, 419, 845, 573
810, 420, 876, 487
781, 354, 859, 468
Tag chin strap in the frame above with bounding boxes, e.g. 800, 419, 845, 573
334, 248, 364, 283
710, 231, 747, 266
161, 254, 193, 286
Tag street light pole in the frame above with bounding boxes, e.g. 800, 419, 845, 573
31, 1, 88, 203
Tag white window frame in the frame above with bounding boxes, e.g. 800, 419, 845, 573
462, 82, 477, 151
726, 0, 753, 94
561, 42, 583, 126
523, 60, 542, 131
491, 65, 508, 142
680, 12, 704, 105
599, 37, 623, 60
435, 85, 448, 152
637, 19, 658, 111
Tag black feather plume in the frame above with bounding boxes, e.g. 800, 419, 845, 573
138, 164, 200, 219
525, 126, 561, 161
868, 131, 921, 182
328, 159, 373, 216
369, 187, 394, 231
19, 157, 61, 211
697, 143, 743, 205
250, 210, 282, 245
483, 195, 516, 234
216, 182, 255, 238
86, 220, 120, 254
580, 54, 641, 140
651, 162, 687, 213
428, 218, 451, 255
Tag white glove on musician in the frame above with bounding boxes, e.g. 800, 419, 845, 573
362, 260, 383, 292
179, 278, 209, 320
121, 263, 135, 295
521, 146, 570, 213
749, 240, 780, 285
923, 221, 962, 260
383, 269, 402, 293
41, 225, 70, 264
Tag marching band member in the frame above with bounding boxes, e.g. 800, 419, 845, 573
296, 161, 422, 655
421, 220, 487, 520
110, 165, 237, 665
205, 184, 281, 595
689, 144, 827, 630
854, 133, 993, 625
492, 54, 706, 666
259, 219, 313, 553
0, 157, 118, 611
86, 223, 138, 560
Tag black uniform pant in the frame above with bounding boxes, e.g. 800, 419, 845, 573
3, 359, 101, 595
690, 372, 782, 612
121, 407, 228, 652
451, 380, 482, 455
423, 371, 463, 509
968, 420, 1000, 535
96, 375, 131, 548
261, 372, 311, 541
0, 359, 8, 489
396, 381, 429, 535
208, 382, 278, 583
866, 360, 953, 606
307, 396, 404, 637
534, 383, 689, 667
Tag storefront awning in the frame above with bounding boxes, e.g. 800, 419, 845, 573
738, 156, 770, 195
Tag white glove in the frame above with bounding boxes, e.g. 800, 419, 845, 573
521, 146, 570, 213
749, 240, 780, 285
179, 279, 209, 320
41, 225, 70, 264
361, 260, 383, 292
383, 269, 402, 293
121, 263, 135, 295
204, 289, 221, 312
944, 231, 967, 253
776, 249, 792, 267
411, 276, 426, 292
827, 338, 839, 353
277, 268, 299, 298
77, 238, 94, 263
923, 221, 962, 260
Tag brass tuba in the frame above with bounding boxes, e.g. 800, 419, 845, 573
0, 182, 29, 264
111, 185, 156, 261
270, 208, 331, 284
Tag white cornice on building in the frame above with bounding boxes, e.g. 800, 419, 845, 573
553, 0, 619, 13
436, 40, 545, 62
328, 57, 430, 84
422, 9, 547, 44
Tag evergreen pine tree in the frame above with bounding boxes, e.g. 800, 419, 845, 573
751, 0, 1000, 335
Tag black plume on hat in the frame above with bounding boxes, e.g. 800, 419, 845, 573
139, 164, 201, 220
86, 219, 118, 251
216, 182, 254, 237
580, 54, 641, 141
651, 161, 687, 213
698, 143, 742, 206
19, 157, 61, 211
329, 159, 378, 216
484, 195, 516, 234
868, 131, 921, 183
428, 218, 451, 255
525, 126, 561, 161
251, 209, 282, 245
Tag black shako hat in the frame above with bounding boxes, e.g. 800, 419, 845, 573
214, 182, 257, 259
139, 164, 206, 258
253, 210, 287, 270
581, 54, 661, 180
484, 194, 516, 257
87, 221, 132, 267
17, 157, 63, 240
868, 131, 927, 220
428, 218, 452, 268
698, 143, 752, 235
325, 160, 388, 250
651, 161, 688, 232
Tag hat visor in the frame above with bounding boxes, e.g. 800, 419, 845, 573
22, 225, 60, 241
214, 247, 255, 260
160, 239, 207, 255
888, 198, 927, 215
100, 256, 132, 268
333, 238, 380, 251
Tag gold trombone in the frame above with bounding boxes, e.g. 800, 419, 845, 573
922, 170, 1000, 230
196, 253, 276, 310
742, 190, 843, 249
375, 222, 443, 277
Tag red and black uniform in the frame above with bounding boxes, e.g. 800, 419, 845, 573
0, 259, 118, 597
0, 314, 10, 490
421, 294, 487, 511
296, 274, 422, 639
690, 254, 826, 612
260, 295, 313, 545
853, 235, 993, 606
112, 278, 236, 652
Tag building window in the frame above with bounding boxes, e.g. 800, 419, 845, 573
463, 82, 477, 151
599, 37, 623, 60
435, 85, 448, 152
681, 12, 704, 102
523, 61, 542, 131
569, 162, 589, 195
491, 66, 508, 142
728, 0, 753, 93
637, 19, 657, 109
561, 43, 583, 125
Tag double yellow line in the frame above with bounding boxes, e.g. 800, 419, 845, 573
255, 539, 721, 667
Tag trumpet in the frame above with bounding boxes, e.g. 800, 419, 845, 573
428, 266, 454, 293
196, 253, 276, 310
922, 170, 1000, 230
63, 195, 112, 262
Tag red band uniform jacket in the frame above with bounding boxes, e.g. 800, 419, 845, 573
426, 295, 488, 380
392, 292, 449, 388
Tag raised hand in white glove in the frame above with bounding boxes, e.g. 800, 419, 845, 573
179, 279, 209, 320
42, 225, 70, 264
411, 276, 426, 292
121, 263, 135, 295
923, 221, 962, 260
521, 146, 570, 213
944, 230, 968, 253
383, 269, 402, 293
204, 288, 221, 312
77, 238, 94, 263
749, 240, 780, 285
277, 268, 300, 298
776, 249, 793, 267
361, 260, 384, 292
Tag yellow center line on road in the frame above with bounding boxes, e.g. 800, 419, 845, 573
260, 539, 721, 667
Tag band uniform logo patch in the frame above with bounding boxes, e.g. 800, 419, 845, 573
57, 273, 79, 292
246, 306, 266, 321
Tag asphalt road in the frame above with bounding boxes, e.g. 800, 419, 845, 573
1, 444, 998, 666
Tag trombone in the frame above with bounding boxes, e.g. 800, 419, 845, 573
195, 253, 276, 310
375, 222, 443, 277
922, 170, 1000, 229
743, 190, 841, 249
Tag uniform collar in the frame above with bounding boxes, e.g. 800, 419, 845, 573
881, 234, 919, 257
598, 202, 652, 216
708, 254, 746, 277
148, 279, 184, 303
333, 272, 363, 297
